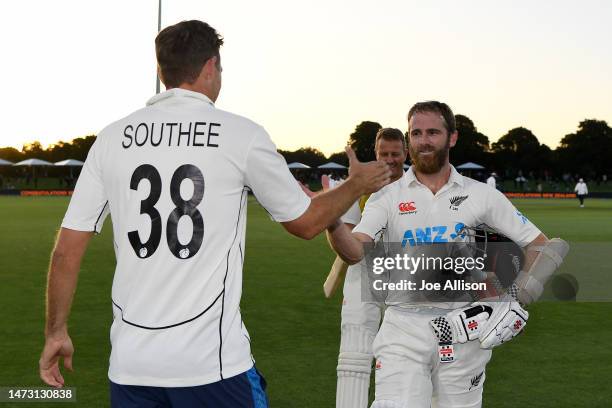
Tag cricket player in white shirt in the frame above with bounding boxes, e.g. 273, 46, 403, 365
38, 20, 391, 407
324, 128, 408, 408
326, 101, 569, 408
574, 178, 588, 207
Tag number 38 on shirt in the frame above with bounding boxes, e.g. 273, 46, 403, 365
128, 164, 204, 260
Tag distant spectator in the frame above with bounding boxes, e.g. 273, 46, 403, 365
574, 178, 588, 208
515, 175, 527, 190
486, 172, 497, 189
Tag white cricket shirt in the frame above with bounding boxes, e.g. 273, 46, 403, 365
62, 89, 311, 386
353, 166, 541, 309
574, 182, 588, 195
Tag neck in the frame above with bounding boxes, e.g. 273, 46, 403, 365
413, 162, 452, 194
173, 83, 215, 101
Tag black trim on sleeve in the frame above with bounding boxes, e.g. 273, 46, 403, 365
93, 200, 109, 233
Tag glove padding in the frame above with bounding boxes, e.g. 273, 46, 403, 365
430, 304, 493, 344
477, 300, 529, 349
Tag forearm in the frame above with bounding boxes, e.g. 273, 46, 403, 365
45, 251, 81, 336
45, 229, 91, 336
326, 220, 365, 264
284, 177, 365, 239
521, 233, 549, 273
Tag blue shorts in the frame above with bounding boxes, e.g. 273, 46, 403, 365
110, 366, 268, 408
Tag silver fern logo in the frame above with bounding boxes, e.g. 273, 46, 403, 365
449, 195, 469, 210
469, 371, 484, 390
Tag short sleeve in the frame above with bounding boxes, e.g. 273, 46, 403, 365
62, 136, 110, 233
352, 192, 388, 239
482, 188, 541, 246
244, 127, 311, 222
340, 200, 361, 226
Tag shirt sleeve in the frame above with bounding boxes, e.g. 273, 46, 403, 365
481, 187, 541, 246
244, 126, 311, 222
352, 191, 388, 239
61, 135, 110, 233
340, 200, 361, 226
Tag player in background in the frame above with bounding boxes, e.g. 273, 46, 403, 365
574, 178, 588, 207
326, 101, 568, 407
306, 129, 408, 407
38, 20, 391, 407
331, 128, 408, 408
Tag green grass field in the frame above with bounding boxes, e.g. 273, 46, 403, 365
0, 197, 611, 407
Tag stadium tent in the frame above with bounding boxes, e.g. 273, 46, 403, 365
0, 158, 13, 166
55, 159, 85, 178
14, 158, 54, 180
14, 158, 53, 166
456, 162, 485, 170
287, 162, 311, 169
318, 162, 347, 169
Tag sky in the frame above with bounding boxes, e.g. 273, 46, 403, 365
2, 0, 611, 156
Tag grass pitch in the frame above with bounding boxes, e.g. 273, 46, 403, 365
0, 197, 610, 407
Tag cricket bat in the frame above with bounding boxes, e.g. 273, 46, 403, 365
323, 255, 349, 298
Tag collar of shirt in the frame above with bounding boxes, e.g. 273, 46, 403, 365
403, 165, 465, 189
146, 88, 215, 107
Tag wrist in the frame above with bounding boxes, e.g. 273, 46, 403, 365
327, 219, 343, 232
343, 176, 367, 198
45, 324, 68, 339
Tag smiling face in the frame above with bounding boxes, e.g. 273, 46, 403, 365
408, 111, 457, 174
375, 138, 407, 182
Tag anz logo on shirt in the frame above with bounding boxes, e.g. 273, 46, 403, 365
401, 222, 466, 247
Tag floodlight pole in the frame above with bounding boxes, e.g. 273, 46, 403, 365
155, 0, 162, 94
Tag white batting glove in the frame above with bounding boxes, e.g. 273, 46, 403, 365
476, 300, 529, 349
430, 304, 493, 344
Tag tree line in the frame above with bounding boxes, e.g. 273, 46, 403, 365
0, 136, 97, 164
1, 115, 610, 180
280, 116, 612, 180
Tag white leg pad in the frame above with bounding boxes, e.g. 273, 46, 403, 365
337, 324, 376, 408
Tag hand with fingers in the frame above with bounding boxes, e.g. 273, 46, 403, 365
299, 181, 317, 198
300, 174, 333, 198
345, 146, 391, 194
39, 333, 74, 388
320, 174, 330, 192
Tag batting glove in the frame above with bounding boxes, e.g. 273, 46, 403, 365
430, 304, 493, 344
476, 299, 529, 349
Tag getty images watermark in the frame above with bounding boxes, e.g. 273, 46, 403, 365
371, 252, 487, 292
360, 239, 597, 303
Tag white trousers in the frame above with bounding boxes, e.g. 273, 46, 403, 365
372, 307, 492, 408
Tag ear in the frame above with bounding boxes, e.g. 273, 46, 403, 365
449, 131, 458, 148
202, 56, 218, 80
